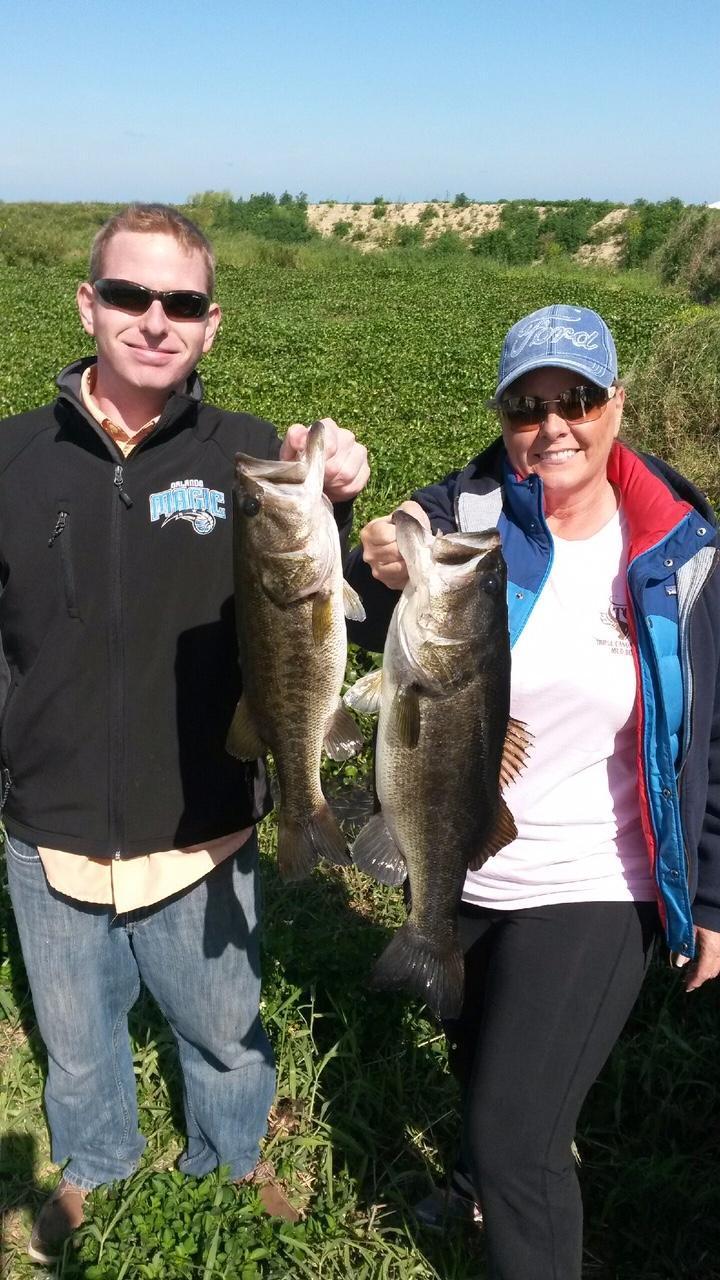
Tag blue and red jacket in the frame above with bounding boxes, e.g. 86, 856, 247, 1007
346, 438, 720, 957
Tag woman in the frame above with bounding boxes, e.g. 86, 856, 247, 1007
346, 304, 720, 1280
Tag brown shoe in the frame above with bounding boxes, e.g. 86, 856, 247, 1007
28, 1180, 89, 1264
236, 1159, 300, 1223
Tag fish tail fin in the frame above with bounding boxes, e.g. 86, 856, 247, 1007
277, 802, 351, 882
370, 921, 464, 1020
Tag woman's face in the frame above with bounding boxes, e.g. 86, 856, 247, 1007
501, 366, 625, 508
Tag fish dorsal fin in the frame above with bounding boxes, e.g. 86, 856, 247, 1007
499, 717, 533, 789
468, 795, 518, 870
343, 668, 383, 716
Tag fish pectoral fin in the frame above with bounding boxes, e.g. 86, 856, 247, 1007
389, 685, 421, 749
278, 802, 351, 881
351, 812, 407, 886
324, 700, 365, 761
343, 579, 366, 622
343, 668, 383, 716
226, 696, 265, 760
312, 590, 334, 646
468, 796, 518, 869
499, 717, 534, 789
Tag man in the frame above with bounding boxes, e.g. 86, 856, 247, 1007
0, 203, 369, 1263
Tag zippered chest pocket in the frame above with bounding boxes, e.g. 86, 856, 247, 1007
48, 506, 80, 619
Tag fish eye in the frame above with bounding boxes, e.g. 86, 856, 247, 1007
482, 572, 502, 596
242, 495, 261, 517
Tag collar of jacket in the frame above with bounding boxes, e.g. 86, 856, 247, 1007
55, 356, 204, 447
469, 435, 717, 565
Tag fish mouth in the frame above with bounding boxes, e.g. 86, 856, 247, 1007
234, 420, 325, 488
432, 529, 500, 564
234, 454, 308, 485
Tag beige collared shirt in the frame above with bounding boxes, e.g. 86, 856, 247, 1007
37, 369, 250, 910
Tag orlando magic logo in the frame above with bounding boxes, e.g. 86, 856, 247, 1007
149, 479, 226, 536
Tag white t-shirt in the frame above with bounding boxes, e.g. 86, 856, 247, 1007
463, 508, 657, 909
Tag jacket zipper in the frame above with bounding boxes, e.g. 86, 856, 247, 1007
676, 549, 720, 869
48, 510, 80, 618
48, 512, 67, 546
114, 465, 133, 508
109, 465, 131, 855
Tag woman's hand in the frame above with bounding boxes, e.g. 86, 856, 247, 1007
683, 925, 720, 991
359, 500, 430, 590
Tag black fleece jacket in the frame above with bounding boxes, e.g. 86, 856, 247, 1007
0, 358, 352, 857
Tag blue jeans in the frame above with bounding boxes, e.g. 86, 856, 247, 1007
5, 832, 275, 1190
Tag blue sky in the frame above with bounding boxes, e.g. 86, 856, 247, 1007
3, 0, 718, 204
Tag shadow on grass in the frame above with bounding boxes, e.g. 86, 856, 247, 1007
262, 851, 720, 1280
261, 852, 487, 1278
0, 1131, 38, 1274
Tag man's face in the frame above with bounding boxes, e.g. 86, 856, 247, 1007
76, 231, 221, 402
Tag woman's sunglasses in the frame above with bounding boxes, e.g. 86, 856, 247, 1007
93, 278, 211, 321
494, 383, 617, 430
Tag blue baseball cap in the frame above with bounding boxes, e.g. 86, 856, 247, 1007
492, 304, 618, 402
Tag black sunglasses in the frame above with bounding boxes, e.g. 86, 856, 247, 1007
494, 384, 616, 430
93, 278, 211, 320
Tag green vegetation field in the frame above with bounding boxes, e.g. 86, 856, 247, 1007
1, 247, 720, 1280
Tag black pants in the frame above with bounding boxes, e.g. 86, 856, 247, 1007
444, 900, 659, 1280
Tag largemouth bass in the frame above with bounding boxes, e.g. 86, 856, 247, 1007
227, 421, 366, 880
344, 511, 530, 1018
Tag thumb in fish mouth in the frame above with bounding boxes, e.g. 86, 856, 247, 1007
279, 420, 325, 462
391, 508, 433, 586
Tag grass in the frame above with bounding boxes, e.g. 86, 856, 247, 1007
622, 307, 720, 509
4, 825, 720, 1278
1, 244, 719, 1276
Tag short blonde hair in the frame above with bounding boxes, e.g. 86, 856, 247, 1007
89, 204, 215, 295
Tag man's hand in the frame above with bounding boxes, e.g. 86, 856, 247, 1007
359, 500, 430, 591
682, 925, 720, 991
280, 417, 369, 503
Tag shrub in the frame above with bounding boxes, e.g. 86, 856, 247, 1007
622, 309, 720, 509
428, 229, 466, 254
372, 196, 388, 220
419, 204, 439, 224
621, 198, 684, 268
472, 202, 541, 264
541, 200, 617, 255
453, 192, 472, 208
333, 220, 352, 238
212, 192, 315, 243
656, 208, 720, 304
393, 224, 425, 248
350, 228, 367, 242
352, 202, 362, 212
